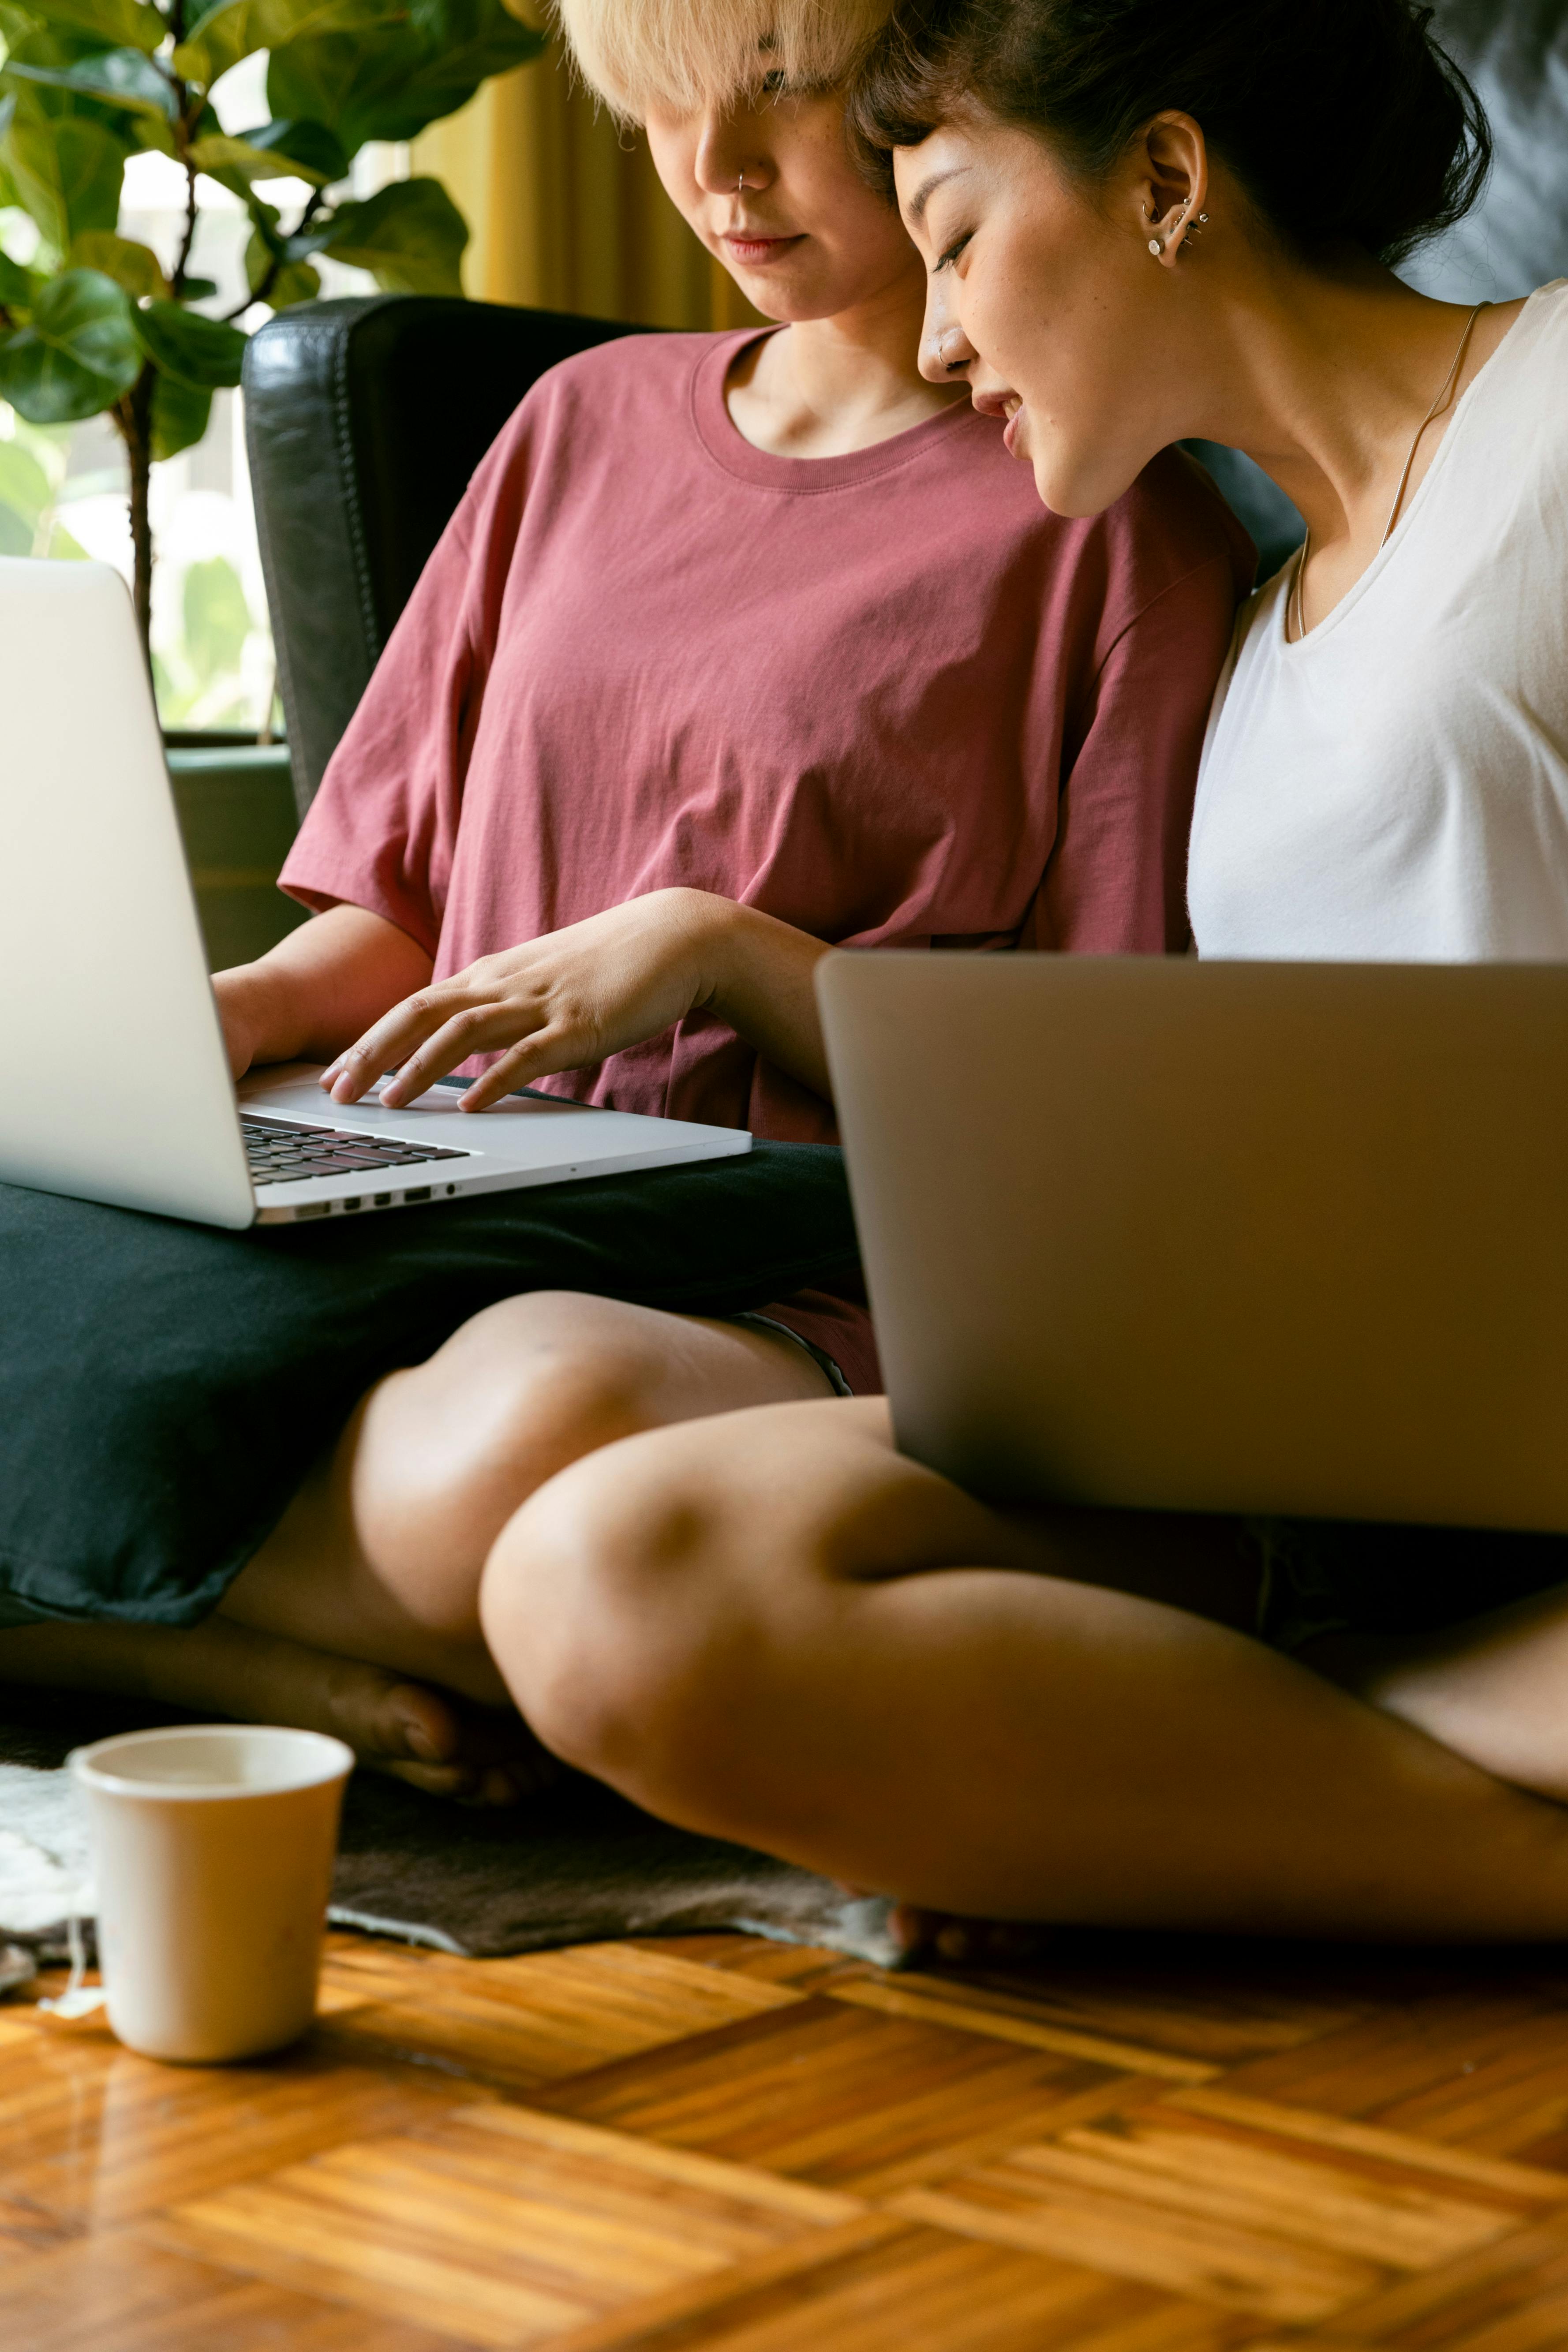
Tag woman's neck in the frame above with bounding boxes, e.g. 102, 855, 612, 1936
726, 268, 967, 459
1185, 249, 1525, 620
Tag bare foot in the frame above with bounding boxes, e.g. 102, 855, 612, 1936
887, 1905, 1052, 1967
0, 1617, 555, 1804
831, 1879, 1048, 1968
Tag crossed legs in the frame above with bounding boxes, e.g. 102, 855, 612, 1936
481, 1396, 1568, 1938
0, 1292, 831, 1799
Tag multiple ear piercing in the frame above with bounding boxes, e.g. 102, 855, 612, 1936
1146, 200, 1209, 257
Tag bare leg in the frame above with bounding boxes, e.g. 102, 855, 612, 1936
479, 1398, 1568, 1937
0, 1295, 831, 1800
1304, 1580, 1568, 1803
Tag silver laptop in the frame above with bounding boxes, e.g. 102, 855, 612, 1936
0, 558, 749, 1227
819, 950, 1568, 1533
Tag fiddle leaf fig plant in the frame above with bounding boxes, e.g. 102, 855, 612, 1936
0, 0, 543, 656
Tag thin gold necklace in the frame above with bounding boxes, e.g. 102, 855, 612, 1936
1289, 303, 1485, 643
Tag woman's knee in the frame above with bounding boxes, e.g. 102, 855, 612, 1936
475, 1432, 726, 1780
478, 1398, 895, 1795
354, 1295, 677, 1618
429, 1291, 671, 1458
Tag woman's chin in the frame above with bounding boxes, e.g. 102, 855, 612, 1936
1030, 449, 1136, 521
712, 254, 867, 328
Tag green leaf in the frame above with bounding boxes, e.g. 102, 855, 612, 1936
3, 45, 176, 119
319, 175, 467, 293
67, 226, 168, 296
188, 116, 346, 185
0, 112, 126, 247
132, 296, 246, 387
266, 0, 544, 150
268, 256, 318, 304
0, 245, 37, 306
183, 553, 251, 682
45, 516, 89, 557
244, 223, 318, 304
150, 363, 211, 457
17, 0, 165, 56
0, 433, 52, 527
173, 0, 383, 93
0, 501, 31, 553
127, 109, 176, 156
0, 264, 141, 421
0, 20, 158, 146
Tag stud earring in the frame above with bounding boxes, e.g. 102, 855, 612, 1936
1148, 237, 1164, 256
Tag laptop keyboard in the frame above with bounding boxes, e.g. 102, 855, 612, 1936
242, 1111, 472, 1188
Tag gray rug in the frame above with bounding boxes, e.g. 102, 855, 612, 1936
0, 1686, 899, 1976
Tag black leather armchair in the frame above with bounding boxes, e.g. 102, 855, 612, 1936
243, 294, 643, 816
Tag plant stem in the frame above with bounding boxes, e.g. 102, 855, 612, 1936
171, 157, 199, 299
113, 365, 157, 677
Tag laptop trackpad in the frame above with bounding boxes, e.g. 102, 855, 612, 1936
238, 1064, 592, 1144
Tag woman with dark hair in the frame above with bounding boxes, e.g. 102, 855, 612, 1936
465, 1, 1568, 1943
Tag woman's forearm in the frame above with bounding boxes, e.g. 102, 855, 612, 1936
214, 904, 435, 1074
698, 897, 835, 1103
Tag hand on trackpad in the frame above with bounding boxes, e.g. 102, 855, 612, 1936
365, 1077, 473, 1114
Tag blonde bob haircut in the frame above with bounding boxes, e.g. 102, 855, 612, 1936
552, 0, 895, 122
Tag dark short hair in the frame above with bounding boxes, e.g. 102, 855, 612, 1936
847, 0, 1491, 266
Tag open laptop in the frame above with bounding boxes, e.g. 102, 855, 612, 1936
819, 950, 1568, 1533
0, 558, 750, 1228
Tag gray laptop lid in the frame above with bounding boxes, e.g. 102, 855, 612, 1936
0, 559, 253, 1227
819, 950, 1568, 1533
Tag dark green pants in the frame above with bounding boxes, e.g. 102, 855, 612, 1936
0, 1144, 859, 1630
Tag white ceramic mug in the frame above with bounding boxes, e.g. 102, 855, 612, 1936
69, 1723, 354, 2064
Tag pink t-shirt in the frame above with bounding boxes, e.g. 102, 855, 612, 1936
281, 329, 1252, 1389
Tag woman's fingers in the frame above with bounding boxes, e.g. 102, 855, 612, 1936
332, 995, 573, 1112
379, 1001, 543, 1107
454, 1029, 577, 1111
322, 993, 456, 1103
325, 988, 528, 1107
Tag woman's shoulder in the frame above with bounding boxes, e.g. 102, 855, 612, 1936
443, 329, 758, 533
494, 329, 755, 451
1458, 280, 1568, 444
1516, 277, 1568, 342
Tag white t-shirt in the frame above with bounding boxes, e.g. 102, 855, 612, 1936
1188, 279, 1568, 960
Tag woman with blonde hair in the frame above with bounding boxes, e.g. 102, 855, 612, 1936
0, 0, 1246, 1788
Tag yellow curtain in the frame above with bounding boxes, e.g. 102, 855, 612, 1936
413, 45, 764, 331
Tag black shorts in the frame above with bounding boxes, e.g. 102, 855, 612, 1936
0, 1142, 860, 1631
1254, 1514, 1568, 1648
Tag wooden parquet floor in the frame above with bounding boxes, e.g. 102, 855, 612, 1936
9, 1929, 1568, 2349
